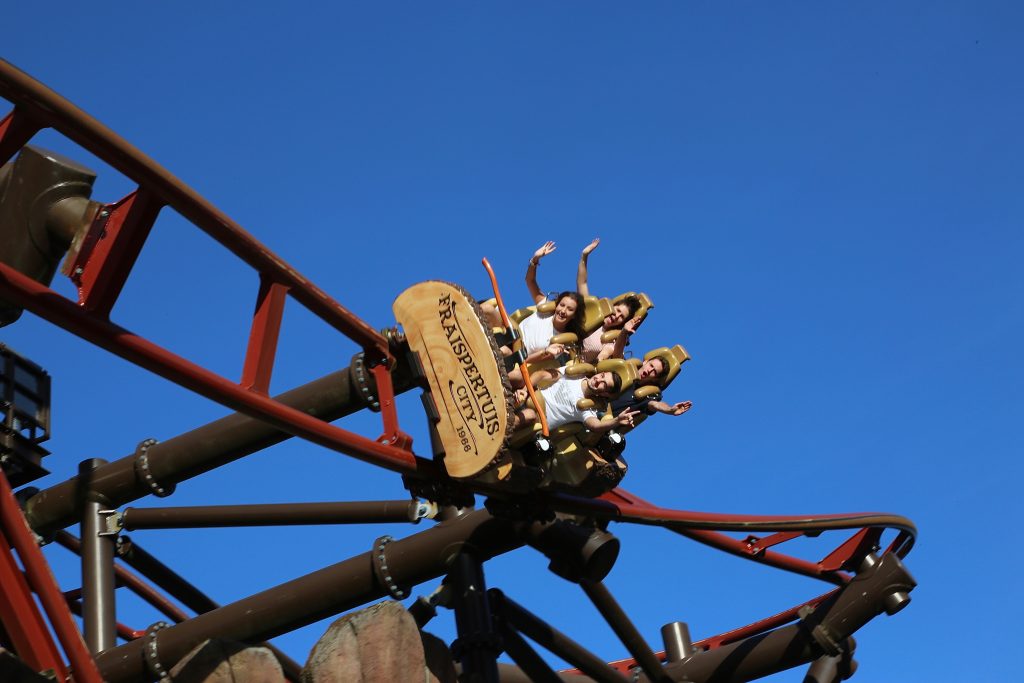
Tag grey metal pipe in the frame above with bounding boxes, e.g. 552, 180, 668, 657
79, 458, 116, 654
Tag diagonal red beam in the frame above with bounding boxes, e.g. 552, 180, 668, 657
0, 471, 101, 683
0, 261, 432, 477
0, 59, 389, 360
0, 106, 41, 166
819, 527, 883, 572
241, 275, 289, 394
0, 524, 68, 676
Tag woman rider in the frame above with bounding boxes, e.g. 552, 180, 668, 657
482, 241, 585, 387
576, 238, 645, 362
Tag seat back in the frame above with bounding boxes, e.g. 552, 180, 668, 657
595, 358, 639, 397
579, 296, 613, 335
644, 344, 691, 388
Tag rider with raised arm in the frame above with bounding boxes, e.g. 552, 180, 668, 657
610, 356, 692, 423
512, 371, 640, 433
576, 238, 645, 362
482, 241, 585, 386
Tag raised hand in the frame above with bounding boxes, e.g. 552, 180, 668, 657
532, 241, 557, 263
671, 401, 692, 416
582, 238, 600, 256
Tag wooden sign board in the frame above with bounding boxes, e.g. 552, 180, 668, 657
393, 282, 514, 479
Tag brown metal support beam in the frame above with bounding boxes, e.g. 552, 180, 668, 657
449, 551, 499, 683
490, 590, 630, 683
580, 580, 670, 683
79, 459, 116, 654
120, 499, 424, 530
25, 357, 417, 537
95, 509, 524, 683
495, 622, 564, 683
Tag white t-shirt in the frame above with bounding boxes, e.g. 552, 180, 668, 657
518, 308, 555, 356
540, 377, 597, 429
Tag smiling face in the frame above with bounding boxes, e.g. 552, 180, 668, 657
586, 371, 617, 397
552, 295, 578, 331
638, 357, 667, 384
603, 303, 631, 330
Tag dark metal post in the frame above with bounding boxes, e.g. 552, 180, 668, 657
79, 458, 115, 653
450, 551, 500, 683
580, 580, 670, 683
660, 622, 693, 664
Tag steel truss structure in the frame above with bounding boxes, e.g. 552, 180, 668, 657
0, 59, 916, 683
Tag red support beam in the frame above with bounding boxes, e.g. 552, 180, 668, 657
0, 472, 101, 683
0, 107, 41, 166
0, 60, 390, 361
0, 526, 67, 676
371, 361, 413, 450
0, 261, 429, 477
241, 276, 289, 394
66, 188, 163, 317
819, 527, 883, 573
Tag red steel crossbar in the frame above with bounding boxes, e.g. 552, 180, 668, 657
0, 262, 430, 476
0, 58, 415, 463
0, 471, 101, 682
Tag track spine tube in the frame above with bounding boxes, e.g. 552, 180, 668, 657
26, 360, 417, 537
94, 509, 524, 683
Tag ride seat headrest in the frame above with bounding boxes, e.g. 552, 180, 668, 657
599, 292, 653, 344
633, 385, 661, 400
563, 361, 596, 379
595, 358, 638, 397
613, 292, 653, 322
580, 296, 613, 334
510, 306, 537, 325
549, 332, 578, 346
643, 344, 691, 388
536, 300, 556, 314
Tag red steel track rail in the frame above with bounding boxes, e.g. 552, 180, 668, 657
0, 58, 425, 475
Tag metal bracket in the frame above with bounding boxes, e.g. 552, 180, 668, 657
133, 438, 175, 498
351, 353, 381, 412
798, 604, 843, 657
370, 535, 409, 600
96, 509, 121, 537
143, 621, 171, 681
412, 500, 438, 523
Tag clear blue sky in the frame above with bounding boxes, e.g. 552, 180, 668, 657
4, 3, 1022, 681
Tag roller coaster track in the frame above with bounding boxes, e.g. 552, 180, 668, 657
0, 58, 916, 683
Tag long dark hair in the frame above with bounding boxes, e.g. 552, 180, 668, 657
553, 290, 586, 339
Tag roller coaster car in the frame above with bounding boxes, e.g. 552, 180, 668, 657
393, 281, 629, 496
